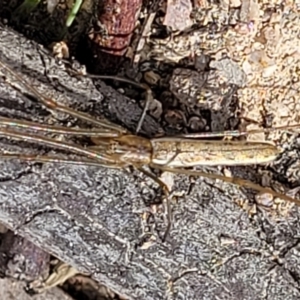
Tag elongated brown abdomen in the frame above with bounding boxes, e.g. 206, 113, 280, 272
150, 138, 280, 167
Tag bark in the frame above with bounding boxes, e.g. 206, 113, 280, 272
0, 25, 300, 300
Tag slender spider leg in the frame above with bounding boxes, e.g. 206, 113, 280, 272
160, 145, 181, 167
179, 124, 300, 139
84, 73, 154, 134
0, 117, 120, 137
0, 152, 121, 168
87, 74, 150, 91
0, 127, 117, 165
157, 166, 300, 205
135, 86, 153, 134
0, 60, 127, 134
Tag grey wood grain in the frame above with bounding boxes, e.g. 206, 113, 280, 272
0, 24, 300, 300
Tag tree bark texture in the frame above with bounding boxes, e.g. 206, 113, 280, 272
0, 24, 300, 300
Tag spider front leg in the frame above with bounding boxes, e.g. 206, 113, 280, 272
0, 127, 119, 166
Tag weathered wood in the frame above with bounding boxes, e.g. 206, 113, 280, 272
0, 24, 300, 300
